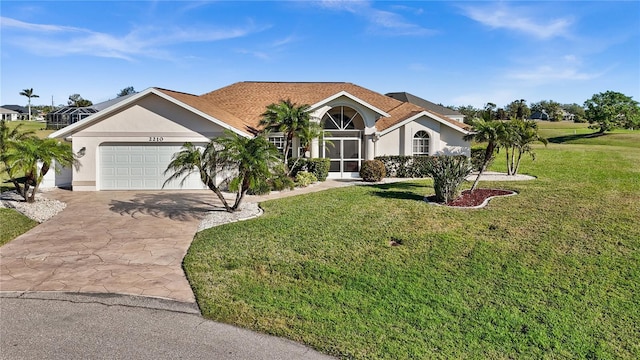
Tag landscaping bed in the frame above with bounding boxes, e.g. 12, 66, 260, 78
426, 188, 516, 207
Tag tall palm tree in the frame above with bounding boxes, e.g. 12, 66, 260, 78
19, 88, 39, 120
164, 132, 280, 213
4, 137, 77, 202
215, 132, 281, 211
463, 118, 505, 191
259, 99, 312, 164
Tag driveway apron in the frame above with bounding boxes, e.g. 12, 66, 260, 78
0, 190, 214, 303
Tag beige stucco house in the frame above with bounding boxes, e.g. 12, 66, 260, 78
49, 82, 471, 191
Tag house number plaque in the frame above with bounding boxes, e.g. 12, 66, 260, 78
148, 136, 164, 142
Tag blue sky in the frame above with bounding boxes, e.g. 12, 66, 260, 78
1, 1, 639, 109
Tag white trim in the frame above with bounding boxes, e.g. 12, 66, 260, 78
378, 111, 471, 136
308, 91, 390, 118
49, 88, 251, 139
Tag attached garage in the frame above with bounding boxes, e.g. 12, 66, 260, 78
100, 143, 204, 190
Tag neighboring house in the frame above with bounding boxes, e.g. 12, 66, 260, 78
1, 105, 28, 120
0, 107, 20, 121
386, 92, 466, 123
46, 94, 137, 130
49, 82, 471, 191
530, 110, 550, 121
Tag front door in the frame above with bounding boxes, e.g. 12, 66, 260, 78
323, 137, 361, 178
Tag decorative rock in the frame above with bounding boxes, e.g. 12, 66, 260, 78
0, 190, 67, 223
197, 202, 263, 232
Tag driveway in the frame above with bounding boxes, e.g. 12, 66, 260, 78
0, 190, 214, 303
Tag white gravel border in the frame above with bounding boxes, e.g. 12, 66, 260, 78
196, 202, 263, 232
0, 190, 67, 223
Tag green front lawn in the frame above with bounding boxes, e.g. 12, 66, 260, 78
0, 208, 37, 246
184, 130, 640, 358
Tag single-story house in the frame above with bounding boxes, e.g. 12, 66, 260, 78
1, 105, 28, 120
0, 107, 20, 121
49, 82, 471, 191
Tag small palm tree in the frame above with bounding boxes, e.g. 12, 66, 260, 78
1, 120, 36, 192
511, 120, 547, 175
259, 99, 312, 165
19, 88, 39, 120
463, 118, 505, 191
164, 132, 280, 213
4, 137, 78, 202
215, 132, 281, 211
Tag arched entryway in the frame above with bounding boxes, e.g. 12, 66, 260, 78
321, 106, 365, 177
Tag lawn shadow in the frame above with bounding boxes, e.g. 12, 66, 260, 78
368, 181, 427, 191
547, 132, 605, 144
371, 190, 426, 201
108, 192, 221, 221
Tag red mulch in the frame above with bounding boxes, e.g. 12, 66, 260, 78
426, 189, 516, 208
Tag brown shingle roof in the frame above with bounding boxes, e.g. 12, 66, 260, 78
158, 82, 469, 133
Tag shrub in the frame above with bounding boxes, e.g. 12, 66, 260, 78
295, 171, 317, 187
360, 160, 387, 182
288, 158, 330, 181
425, 155, 472, 203
375, 155, 431, 178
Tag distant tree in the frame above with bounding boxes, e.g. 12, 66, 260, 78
68, 94, 93, 107
505, 99, 531, 120
19, 88, 39, 120
117, 86, 137, 97
584, 91, 640, 132
482, 103, 497, 121
452, 105, 480, 125
531, 100, 563, 121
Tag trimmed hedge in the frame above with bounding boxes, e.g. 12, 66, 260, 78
375, 155, 434, 178
288, 158, 330, 181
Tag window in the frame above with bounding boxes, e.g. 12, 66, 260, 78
322, 106, 363, 131
268, 136, 286, 153
413, 131, 430, 155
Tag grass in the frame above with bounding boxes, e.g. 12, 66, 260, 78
185, 126, 640, 359
4, 120, 54, 139
0, 208, 37, 246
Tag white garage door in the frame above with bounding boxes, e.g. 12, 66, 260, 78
100, 144, 205, 190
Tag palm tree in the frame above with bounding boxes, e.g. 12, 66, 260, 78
163, 141, 235, 211
215, 132, 281, 211
259, 99, 312, 165
463, 118, 505, 191
511, 120, 548, 175
4, 137, 77, 202
0, 120, 36, 191
19, 88, 39, 120
164, 132, 280, 213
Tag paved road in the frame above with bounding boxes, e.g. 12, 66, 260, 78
0, 292, 335, 360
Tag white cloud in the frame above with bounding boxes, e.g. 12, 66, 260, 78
318, 0, 434, 36
460, 4, 573, 39
0, 16, 263, 61
508, 65, 604, 82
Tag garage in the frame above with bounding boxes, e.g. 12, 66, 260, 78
100, 144, 204, 190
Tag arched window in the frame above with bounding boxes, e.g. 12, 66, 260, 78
413, 131, 429, 155
322, 106, 363, 131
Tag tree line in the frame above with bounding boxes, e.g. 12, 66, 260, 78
451, 91, 640, 133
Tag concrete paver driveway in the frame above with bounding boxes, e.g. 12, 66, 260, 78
0, 190, 214, 302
